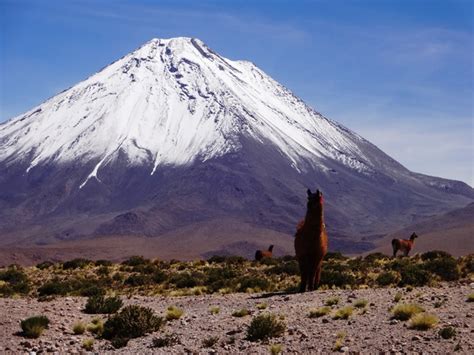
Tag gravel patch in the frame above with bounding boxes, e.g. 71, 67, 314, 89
1, 284, 473, 353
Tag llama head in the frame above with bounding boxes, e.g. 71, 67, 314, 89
410, 232, 418, 240
306, 189, 324, 211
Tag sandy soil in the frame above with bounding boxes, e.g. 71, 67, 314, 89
1, 284, 473, 354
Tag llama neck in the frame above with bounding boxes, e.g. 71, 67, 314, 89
305, 205, 324, 230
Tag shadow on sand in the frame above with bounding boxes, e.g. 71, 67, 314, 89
250, 289, 299, 299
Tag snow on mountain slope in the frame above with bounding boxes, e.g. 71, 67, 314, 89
0, 37, 373, 188
0, 37, 473, 254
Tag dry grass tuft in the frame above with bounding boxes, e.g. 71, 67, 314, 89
308, 306, 331, 318
166, 306, 184, 321
409, 312, 439, 330
325, 297, 340, 306
391, 303, 424, 321
333, 306, 354, 320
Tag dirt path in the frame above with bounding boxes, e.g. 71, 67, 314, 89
1, 284, 473, 354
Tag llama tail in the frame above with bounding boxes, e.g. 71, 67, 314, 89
391, 239, 397, 247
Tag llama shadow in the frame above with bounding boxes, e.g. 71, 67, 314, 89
250, 289, 299, 299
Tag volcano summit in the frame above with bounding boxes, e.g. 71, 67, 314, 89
0, 37, 472, 260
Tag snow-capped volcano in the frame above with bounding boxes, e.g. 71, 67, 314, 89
2, 37, 372, 186
0, 37, 472, 257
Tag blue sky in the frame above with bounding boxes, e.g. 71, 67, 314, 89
1, 0, 472, 185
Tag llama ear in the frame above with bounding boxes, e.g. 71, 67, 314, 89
307, 189, 312, 196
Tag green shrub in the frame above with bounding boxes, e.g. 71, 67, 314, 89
170, 272, 205, 288
0, 267, 30, 295
202, 335, 220, 348
391, 303, 424, 321
152, 333, 181, 347
421, 250, 452, 261
132, 264, 156, 274
166, 306, 184, 321
246, 313, 286, 341
399, 264, 430, 286
238, 276, 271, 292
152, 270, 167, 284
324, 252, 348, 261
467, 293, 474, 302
102, 305, 163, 348
332, 306, 354, 320
37, 278, 70, 296
308, 306, 331, 318
424, 257, 460, 281
376, 271, 400, 286
224, 256, 246, 265
409, 313, 439, 330
439, 326, 456, 339
364, 252, 389, 263
256, 302, 268, 310
79, 285, 106, 297
459, 255, 474, 275
266, 261, 299, 276
36, 261, 55, 270
280, 255, 296, 262
260, 257, 279, 266
206, 255, 246, 265
124, 274, 151, 286
205, 266, 239, 292
95, 259, 113, 266
84, 295, 123, 314
72, 322, 86, 335
122, 256, 150, 267
232, 308, 250, 317
63, 258, 91, 269
207, 255, 226, 263
20, 316, 49, 338
347, 257, 368, 271
320, 269, 356, 287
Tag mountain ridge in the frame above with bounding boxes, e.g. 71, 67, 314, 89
0, 37, 472, 256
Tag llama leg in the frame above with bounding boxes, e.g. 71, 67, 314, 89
314, 261, 323, 289
298, 258, 308, 293
392, 248, 397, 258
307, 259, 317, 291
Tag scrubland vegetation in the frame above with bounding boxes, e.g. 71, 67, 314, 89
1, 251, 471, 299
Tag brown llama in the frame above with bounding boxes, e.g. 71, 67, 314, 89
392, 232, 418, 257
294, 189, 328, 292
255, 245, 274, 261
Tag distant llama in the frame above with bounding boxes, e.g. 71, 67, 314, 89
255, 245, 274, 261
294, 189, 328, 292
392, 232, 418, 257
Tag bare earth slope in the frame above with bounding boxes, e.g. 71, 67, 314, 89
1, 285, 473, 353
0, 219, 295, 267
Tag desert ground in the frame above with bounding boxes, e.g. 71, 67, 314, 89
1, 283, 473, 354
